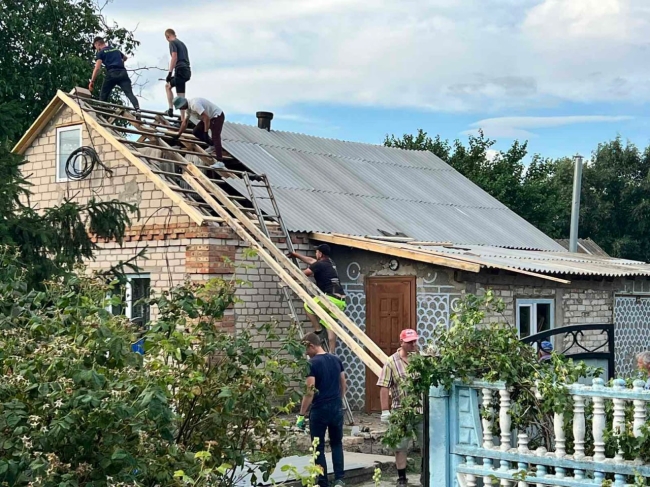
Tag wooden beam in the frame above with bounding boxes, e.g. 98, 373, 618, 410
184, 164, 389, 367
184, 171, 385, 375
311, 233, 481, 273
314, 233, 571, 284
57, 90, 208, 226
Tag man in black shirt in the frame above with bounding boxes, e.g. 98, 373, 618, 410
89, 37, 140, 111
164, 29, 191, 120
297, 332, 346, 487
289, 244, 346, 353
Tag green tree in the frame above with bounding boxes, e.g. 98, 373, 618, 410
0, 256, 306, 486
0, 147, 137, 288
580, 137, 650, 261
0, 0, 140, 141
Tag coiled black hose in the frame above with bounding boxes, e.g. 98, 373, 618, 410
65, 146, 113, 181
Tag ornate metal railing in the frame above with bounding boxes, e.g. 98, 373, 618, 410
521, 323, 615, 379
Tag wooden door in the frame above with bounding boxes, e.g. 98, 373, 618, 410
365, 276, 416, 412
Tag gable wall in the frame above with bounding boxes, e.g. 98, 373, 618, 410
20, 104, 189, 226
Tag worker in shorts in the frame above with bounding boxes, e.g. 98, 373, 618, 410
164, 29, 191, 121
378, 329, 424, 486
289, 244, 346, 353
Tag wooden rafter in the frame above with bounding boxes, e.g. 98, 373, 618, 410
184, 164, 389, 370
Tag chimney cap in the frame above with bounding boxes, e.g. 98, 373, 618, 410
256, 111, 274, 120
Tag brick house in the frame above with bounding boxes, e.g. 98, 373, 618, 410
12, 89, 650, 411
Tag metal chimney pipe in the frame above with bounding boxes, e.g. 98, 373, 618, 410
569, 153, 584, 253
256, 111, 274, 131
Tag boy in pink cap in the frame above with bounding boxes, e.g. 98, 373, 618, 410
377, 328, 423, 486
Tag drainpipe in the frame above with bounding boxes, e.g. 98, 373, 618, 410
569, 153, 584, 253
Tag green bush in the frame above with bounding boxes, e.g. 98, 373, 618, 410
0, 251, 307, 486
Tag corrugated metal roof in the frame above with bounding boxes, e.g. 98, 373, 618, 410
221, 123, 563, 251
417, 244, 650, 277
555, 238, 609, 257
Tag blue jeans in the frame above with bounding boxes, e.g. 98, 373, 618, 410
310, 400, 344, 487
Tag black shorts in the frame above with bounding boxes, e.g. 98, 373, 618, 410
170, 66, 191, 93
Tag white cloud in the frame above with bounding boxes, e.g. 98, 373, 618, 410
106, 0, 650, 117
464, 115, 633, 138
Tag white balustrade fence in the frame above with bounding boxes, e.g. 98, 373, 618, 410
429, 378, 650, 487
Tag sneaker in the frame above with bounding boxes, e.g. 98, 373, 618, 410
333, 481, 345, 487
166, 108, 174, 117
210, 161, 225, 169
397, 478, 408, 487
134, 109, 142, 121
205, 146, 216, 155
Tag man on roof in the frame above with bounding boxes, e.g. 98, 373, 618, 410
172, 96, 225, 169
290, 244, 346, 353
89, 37, 140, 113
164, 29, 191, 121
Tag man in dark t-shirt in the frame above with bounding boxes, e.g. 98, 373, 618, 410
89, 37, 140, 111
290, 244, 347, 353
297, 332, 346, 487
164, 28, 192, 120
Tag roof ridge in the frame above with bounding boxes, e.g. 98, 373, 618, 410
222, 136, 453, 172
224, 120, 438, 155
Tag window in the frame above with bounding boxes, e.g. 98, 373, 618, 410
56, 125, 82, 181
110, 275, 151, 328
516, 299, 554, 338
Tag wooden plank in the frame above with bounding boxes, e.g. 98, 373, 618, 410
312, 233, 481, 273
315, 233, 571, 284
344, 233, 572, 284
57, 90, 208, 226
185, 164, 389, 366
13, 95, 64, 154
184, 172, 385, 375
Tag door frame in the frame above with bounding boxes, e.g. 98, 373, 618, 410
364, 275, 417, 413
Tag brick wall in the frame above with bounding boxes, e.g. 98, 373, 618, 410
233, 233, 314, 348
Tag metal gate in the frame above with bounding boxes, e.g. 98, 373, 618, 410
615, 295, 650, 377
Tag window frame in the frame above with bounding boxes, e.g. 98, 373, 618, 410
124, 273, 151, 325
516, 298, 555, 338
55, 125, 83, 182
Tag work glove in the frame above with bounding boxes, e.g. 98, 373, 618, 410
166, 72, 173, 83
380, 410, 391, 424
296, 415, 306, 430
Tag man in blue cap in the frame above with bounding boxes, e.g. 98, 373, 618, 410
538, 341, 554, 362
172, 96, 225, 169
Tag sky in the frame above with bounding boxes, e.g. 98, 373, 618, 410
104, 0, 650, 161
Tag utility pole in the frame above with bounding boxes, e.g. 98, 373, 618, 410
569, 153, 584, 253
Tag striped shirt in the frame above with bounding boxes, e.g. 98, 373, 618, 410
376, 350, 410, 410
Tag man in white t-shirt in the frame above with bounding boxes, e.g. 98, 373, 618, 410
173, 96, 225, 169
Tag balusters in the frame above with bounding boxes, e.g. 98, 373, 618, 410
499, 388, 512, 451
592, 378, 606, 462
482, 388, 495, 449
516, 434, 528, 487
553, 412, 566, 478
571, 388, 586, 480
612, 378, 626, 463
633, 379, 647, 438
465, 456, 477, 487
572, 391, 586, 459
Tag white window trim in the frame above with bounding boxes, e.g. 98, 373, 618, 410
516, 298, 555, 338
124, 273, 150, 321
55, 125, 82, 182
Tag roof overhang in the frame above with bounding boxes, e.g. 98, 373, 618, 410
310, 232, 571, 284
